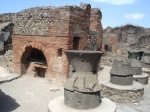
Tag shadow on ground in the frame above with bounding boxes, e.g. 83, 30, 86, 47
0, 89, 20, 112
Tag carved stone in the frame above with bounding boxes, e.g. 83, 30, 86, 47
127, 50, 149, 84
141, 51, 150, 68
64, 50, 103, 109
109, 58, 133, 85
128, 50, 142, 75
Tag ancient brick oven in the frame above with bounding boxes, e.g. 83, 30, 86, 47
12, 3, 103, 84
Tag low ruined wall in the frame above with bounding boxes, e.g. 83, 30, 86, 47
101, 83, 144, 103
0, 50, 12, 72
103, 25, 150, 55
0, 13, 15, 23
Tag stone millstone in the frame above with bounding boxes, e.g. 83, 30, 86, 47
64, 89, 101, 109
109, 58, 133, 85
64, 50, 103, 109
128, 50, 143, 75
141, 51, 150, 68
130, 59, 142, 75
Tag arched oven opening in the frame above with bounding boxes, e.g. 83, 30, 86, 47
21, 47, 47, 78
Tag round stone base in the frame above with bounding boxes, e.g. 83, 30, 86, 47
133, 73, 149, 84
64, 89, 101, 109
101, 81, 144, 103
48, 96, 116, 112
142, 68, 150, 76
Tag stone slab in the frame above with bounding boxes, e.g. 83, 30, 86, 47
101, 81, 144, 103
48, 96, 116, 112
0, 73, 21, 84
133, 73, 149, 84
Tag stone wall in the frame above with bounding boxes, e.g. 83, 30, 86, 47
0, 22, 14, 53
0, 50, 12, 72
12, 3, 103, 84
68, 3, 91, 50
101, 25, 150, 66
103, 24, 150, 54
0, 13, 15, 23
0, 22, 14, 71
139, 34, 150, 48
88, 8, 103, 51
101, 83, 144, 103
13, 6, 70, 36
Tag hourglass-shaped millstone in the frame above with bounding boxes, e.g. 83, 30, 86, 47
141, 51, 150, 68
64, 50, 103, 109
110, 58, 133, 85
128, 50, 142, 75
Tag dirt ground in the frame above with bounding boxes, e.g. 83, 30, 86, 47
0, 66, 150, 112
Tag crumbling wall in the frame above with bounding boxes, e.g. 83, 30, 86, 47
0, 22, 14, 71
102, 24, 150, 66
12, 3, 103, 84
0, 13, 15, 23
67, 3, 91, 50
0, 50, 12, 72
0, 22, 14, 54
103, 24, 150, 54
138, 34, 150, 48
88, 8, 103, 51
12, 6, 72, 84
13, 6, 70, 36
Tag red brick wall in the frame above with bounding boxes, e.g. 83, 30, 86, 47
90, 8, 103, 51
68, 4, 91, 50
12, 3, 103, 84
12, 35, 69, 84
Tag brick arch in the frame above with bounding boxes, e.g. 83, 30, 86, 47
19, 42, 49, 75
19, 42, 48, 63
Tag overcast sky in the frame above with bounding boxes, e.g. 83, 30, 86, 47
0, 0, 149, 28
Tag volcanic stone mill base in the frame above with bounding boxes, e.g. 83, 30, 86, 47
101, 81, 144, 103
133, 73, 149, 85
48, 96, 116, 112
64, 89, 101, 109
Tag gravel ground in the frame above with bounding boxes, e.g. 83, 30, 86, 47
0, 66, 150, 112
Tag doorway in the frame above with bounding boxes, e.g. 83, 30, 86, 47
73, 37, 80, 50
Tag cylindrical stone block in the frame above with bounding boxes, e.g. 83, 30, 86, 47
64, 89, 101, 109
